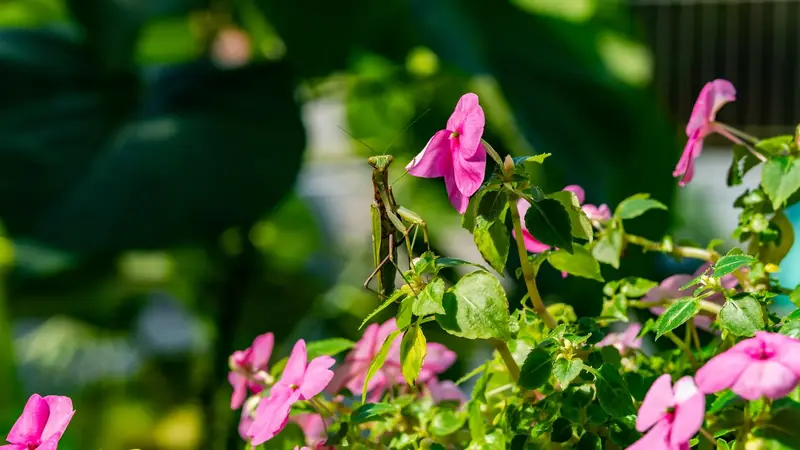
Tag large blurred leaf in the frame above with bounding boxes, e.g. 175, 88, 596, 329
0, 30, 306, 254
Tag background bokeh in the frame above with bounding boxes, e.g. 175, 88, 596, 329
0, 0, 796, 449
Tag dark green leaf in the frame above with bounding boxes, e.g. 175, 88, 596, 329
550, 417, 573, 443
477, 190, 509, 222
429, 409, 466, 436
719, 296, 764, 337
709, 391, 739, 414
553, 358, 583, 389
654, 297, 698, 340
762, 156, 800, 210
713, 251, 756, 277
549, 190, 593, 243
362, 330, 401, 403
436, 271, 511, 340
261, 422, 306, 450
547, 245, 604, 282
592, 225, 623, 269
474, 215, 509, 273
306, 338, 355, 358
615, 193, 667, 220
594, 364, 635, 418
433, 257, 488, 272
351, 402, 398, 424
518, 347, 553, 390
360, 289, 405, 330
751, 403, 800, 449
523, 198, 573, 252
413, 277, 446, 316
727, 144, 761, 187
577, 432, 602, 450
400, 324, 426, 385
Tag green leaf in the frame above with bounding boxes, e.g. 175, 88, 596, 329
756, 135, 794, 156
550, 417, 573, 443
577, 432, 602, 450
436, 271, 511, 340
709, 390, 739, 414
654, 297, 698, 340
523, 198, 573, 252
780, 319, 800, 339
790, 285, 800, 308
359, 289, 405, 330
399, 324, 426, 385
751, 402, 800, 449
433, 257, 488, 272
713, 250, 756, 277
362, 330, 401, 403
719, 296, 764, 337
594, 364, 635, 418
727, 144, 762, 187
261, 423, 306, 450
547, 245, 604, 282
396, 295, 414, 330
514, 153, 551, 165
762, 156, 800, 210
615, 193, 667, 220
477, 190, 509, 222
468, 400, 485, 441
549, 190, 593, 243
351, 402, 398, 424
429, 409, 466, 436
518, 347, 553, 390
474, 215, 509, 274
592, 225, 623, 269
413, 277, 446, 316
553, 358, 583, 389
306, 338, 355, 359
620, 277, 658, 298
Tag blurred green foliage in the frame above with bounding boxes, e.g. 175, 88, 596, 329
0, 0, 680, 448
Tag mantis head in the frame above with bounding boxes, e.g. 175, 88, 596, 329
368, 155, 394, 171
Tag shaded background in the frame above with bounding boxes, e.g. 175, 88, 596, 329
0, 0, 796, 448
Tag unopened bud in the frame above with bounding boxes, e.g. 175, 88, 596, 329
503, 154, 514, 174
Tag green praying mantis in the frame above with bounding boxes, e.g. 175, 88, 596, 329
364, 154, 430, 299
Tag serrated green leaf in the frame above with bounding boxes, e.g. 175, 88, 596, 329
654, 297, 698, 339
762, 156, 800, 210
756, 135, 794, 156
727, 144, 762, 187
400, 324, 426, 385
351, 402, 397, 424
553, 358, 583, 389
523, 198, 573, 252
615, 193, 667, 220
362, 330, 401, 403
719, 296, 764, 337
436, 271, 510, 340
477, 190, 508, 222
713, 252, 756, 277
433, 257, 488, 272
549, 190, 593, 243
518, 347, 552, 390
396, 295, 414, 329
474, 215, 509, 274
594, 364, 635, 418
547, 245, 604, 281
413, 277, 446, 316
592, 225, 623, 269
360, 289, 405, 330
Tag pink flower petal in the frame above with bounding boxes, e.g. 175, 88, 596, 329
686, 79, 736, 137
627, 419, 671, 450
636, 374, 674, 432
674, 131, 702, 186
0, 445, 25, 450
446, 93, 484, 154
765, 332, 800, 376
251, 333, 275, 371
7, 394, 49, 445
731, 360, 798, 400
427, 378, 466, 404
229, 372, 249, 409
695, 349, 751, 394
582, 204, 611, 221
238, 408, 255, 441
299, 356, 336, 400
670, 377, 705, 447
291, 413, 327, 447
444, 173, 470, 214
451, 141, 486, 197
280, 340, 308, 388
562, 185, 586, 204
406, 130, 451, 179
418, 343, 456, 381
248, 388, 296, 446
39, 396, 73, 444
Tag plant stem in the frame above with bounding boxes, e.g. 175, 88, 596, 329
625, 234, 719, 262
663, 331, 699, 368
629, 298, 722, 316
507, 191, 557, 329
491, 339, 520, 382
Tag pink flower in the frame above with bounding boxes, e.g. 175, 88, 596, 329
674, 79, 737, 186
294, 447, 310, 450
597, 323, 642, 355
328, 319, 456, 401
628, 375, 705, 450
695, 331, 800, 400
291, 414, 332, 450
642, 263, 737, 330
2, 394, 75, 450
229, 332, 275, 410
406, 93, 486, 213
426, 378, 466, 404
248, 340, 335, 446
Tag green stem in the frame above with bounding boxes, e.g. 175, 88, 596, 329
629, 298, 722, 316
663, 331, 698, 368
507, 191, 557, 329
718, 123, 761, 146
625, 234, 719, 262
491, 339, 520, 382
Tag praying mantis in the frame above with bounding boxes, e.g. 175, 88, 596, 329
364, 154, 430, 299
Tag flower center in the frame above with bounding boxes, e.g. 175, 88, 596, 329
290, 383, 299, 390
747, 342, 775, 360
450, 131, 459, 139
664, 407, 676, 423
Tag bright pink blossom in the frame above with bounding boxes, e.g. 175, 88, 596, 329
597, 323, 642, 355
427, 378, 466, 404
674, 79, 737, 186
229, 332, 274, 410
2, 394, 75, 450
328, 319, 456, 401
628, 375, 705, 450
406, 93, 486, 213
291, 414, 332, 450
248, 340, 335, 446
696, 331, 800, 400
642, 263, 737, 330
